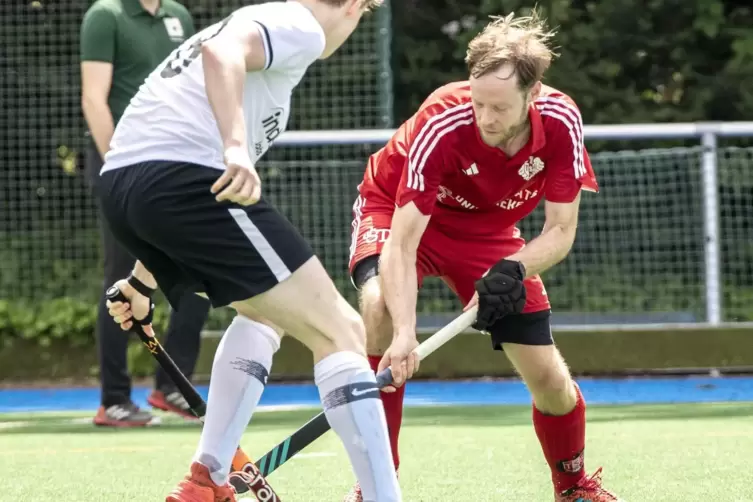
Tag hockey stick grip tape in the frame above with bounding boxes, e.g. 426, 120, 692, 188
374, 306, 478, 388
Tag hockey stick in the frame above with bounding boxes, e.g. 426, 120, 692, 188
243, 306, 478, 483
105, 286, 281, 501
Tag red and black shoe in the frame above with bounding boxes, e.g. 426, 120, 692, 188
555, 468, 623, 502
148, 389, 199, 420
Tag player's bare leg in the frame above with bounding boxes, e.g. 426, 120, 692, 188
170, 258, 401, 502
503, 343, 623, 502
229, 256, 401, 502
166, 312, 284, 502
343, 275, 402, 502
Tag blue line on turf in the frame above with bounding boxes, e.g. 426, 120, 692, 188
1, 376, 752, 414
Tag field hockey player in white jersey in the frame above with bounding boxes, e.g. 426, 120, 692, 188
98, 1, 402, 501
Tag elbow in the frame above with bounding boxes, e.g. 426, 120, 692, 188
81, 93, 105, 113
557, 224, 577, 255
200, 44, 220, 77
385, 232, 419, 257
201, 41, 235, 72
382, 234, 418, 267
200, 42, 218, 66
544, 221, 576, 255
80, 93, 92, 112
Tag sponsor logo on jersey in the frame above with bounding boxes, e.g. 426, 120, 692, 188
262, 108, 284, 143
518, 156, 545, 181
436, 185, 478, 210
437, 185, 452, 201
255, 108, 285, 156
362, 227, 390, 244
497, 189, 539, 210
464, 163, 479, 176
163, 18, 186, 42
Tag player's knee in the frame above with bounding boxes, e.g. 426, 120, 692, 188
526, 358, 576, 414
229, 314, 283, 353
318, 302, 367, 358
358, 276, 392, 354
230, 302, 285, 340
319, 297, 368, 356
342, 314, 368, 356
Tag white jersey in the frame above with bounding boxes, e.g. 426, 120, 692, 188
102, 2, 325, 173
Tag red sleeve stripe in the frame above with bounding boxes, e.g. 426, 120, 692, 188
537, 97, 586, 179
407, 103, 474, 191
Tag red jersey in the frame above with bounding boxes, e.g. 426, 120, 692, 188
357, 81, 598, 237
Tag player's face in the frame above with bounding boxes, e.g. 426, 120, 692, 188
469, 67, 536, 148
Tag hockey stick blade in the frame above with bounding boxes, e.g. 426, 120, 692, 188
105, 286, 281, 500
252, 306, 478, 477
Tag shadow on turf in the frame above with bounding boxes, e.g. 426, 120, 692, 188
2, 402, 752, 435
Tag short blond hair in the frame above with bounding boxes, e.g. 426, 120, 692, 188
465, 11, 557, 90
320, 0, 383, 10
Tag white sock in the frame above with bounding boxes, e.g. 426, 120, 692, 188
315, 351, 402, 502
193, 315, 280, 486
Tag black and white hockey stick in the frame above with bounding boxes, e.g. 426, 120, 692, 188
230, 306, 478, 492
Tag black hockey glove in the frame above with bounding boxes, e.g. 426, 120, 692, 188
472, 259, 527, 332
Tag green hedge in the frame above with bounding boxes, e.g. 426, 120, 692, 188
2, 276, 752, 349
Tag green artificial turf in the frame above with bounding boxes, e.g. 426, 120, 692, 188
1, 403, 752, 501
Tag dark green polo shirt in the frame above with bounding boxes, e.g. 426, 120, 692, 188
80, 0, 195, 124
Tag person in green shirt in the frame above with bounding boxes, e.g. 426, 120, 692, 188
80, 0, 209, 427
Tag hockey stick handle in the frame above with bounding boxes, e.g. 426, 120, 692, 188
105, 285, 281, 500
375, 306, 478, 387
105, 286, 207, 417
254, 306, 478, 477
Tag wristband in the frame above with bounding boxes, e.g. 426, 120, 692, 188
127, 274, 156, 298
489, 259, 526, 281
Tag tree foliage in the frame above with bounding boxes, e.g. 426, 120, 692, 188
392, 0, 753, 125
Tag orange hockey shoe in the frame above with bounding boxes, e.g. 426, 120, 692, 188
166, 462, 236, 502
555, 468, 623, 502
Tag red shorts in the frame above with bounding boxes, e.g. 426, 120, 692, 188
348, 198, 551, 313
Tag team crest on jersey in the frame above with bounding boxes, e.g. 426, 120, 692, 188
518, 156, 545, 181
163, 18, 185, 42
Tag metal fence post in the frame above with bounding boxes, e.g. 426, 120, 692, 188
376, 2, 394, 128
701, 131, 722, 324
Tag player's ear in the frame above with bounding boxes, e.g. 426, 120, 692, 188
345, 0, 362, 15
528, 81, 542, 104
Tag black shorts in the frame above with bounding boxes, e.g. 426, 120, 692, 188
97, 161, 314, 310
352, 256, 553, 350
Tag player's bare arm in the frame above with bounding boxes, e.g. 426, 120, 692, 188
201, 21, 268, 205
507, 192, 581, 277
80, 61, 115, 158
468, 194, 582, 332
378, 201, 431, 388
466, 195, 581, 330
131, 260, 158, 290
